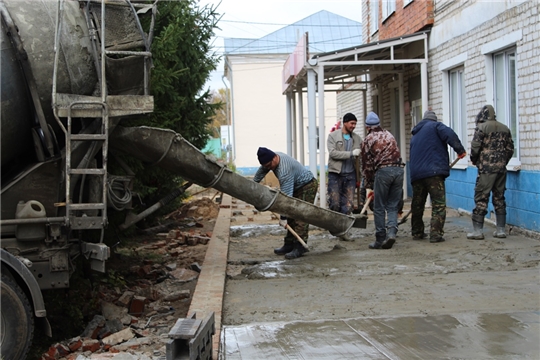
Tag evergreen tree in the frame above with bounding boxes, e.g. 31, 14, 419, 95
117, 0, 222, 226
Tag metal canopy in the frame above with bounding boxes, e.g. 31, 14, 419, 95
285, 31, 429, 93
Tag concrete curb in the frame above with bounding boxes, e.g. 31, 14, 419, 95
187, 193, 231, 359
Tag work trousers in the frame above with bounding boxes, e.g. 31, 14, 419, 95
411, 176, 446, 239
284, 179, 318, 244
472, 171, 507, 216
373, 166, 404, 239
327, 171, 356, 215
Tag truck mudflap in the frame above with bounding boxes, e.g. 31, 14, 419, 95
110, 126, 365, 237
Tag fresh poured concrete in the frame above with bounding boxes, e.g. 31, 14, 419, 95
223, 311, 539, 359
204, 196, 540, 359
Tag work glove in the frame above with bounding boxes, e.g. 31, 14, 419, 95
458, 151, 467, 159
366, 190, 374, 202
279, 217, 288, 228
352, 149, 361, 157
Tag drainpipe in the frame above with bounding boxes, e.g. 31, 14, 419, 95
221, 74, 231, 165
223, 57, 235, 163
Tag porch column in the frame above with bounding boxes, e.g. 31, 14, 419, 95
286, 92, 292, 156
297, 90, 305, 165
291, 93, 297, 158
421, 62, 428, 111
307, 68, 317, 178
398, 73, 407, 198
318, 64, 327, 209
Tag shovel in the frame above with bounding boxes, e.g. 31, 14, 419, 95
398, 156, 462, 225
352, 155, 362, 214
271, 212, 309, 251
352, 190, 372, 228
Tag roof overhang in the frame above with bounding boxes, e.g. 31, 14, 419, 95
283, 31, 429, 94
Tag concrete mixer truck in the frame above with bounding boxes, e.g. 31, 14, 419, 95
0, 1, 365, 358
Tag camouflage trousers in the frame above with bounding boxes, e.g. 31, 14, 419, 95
472, 172, 507, 216
327, 171, 356, 215
284, 179, 318, 244
411, 176, 446, 239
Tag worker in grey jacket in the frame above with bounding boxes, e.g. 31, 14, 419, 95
327, 113, 362, 241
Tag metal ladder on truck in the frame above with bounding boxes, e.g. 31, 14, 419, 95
52, 0, 154, 271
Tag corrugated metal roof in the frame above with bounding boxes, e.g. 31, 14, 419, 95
224, 10, 362, 55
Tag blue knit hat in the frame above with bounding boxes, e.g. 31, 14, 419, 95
257, 147, 276, 165
365, 112, 380, 126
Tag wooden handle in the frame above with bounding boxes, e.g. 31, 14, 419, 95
285, 224, 309, 250
272, 212, 309, 250
449, 157, 460, 168
360, 194, 372, 215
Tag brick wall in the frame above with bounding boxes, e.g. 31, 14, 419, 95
363, 0, 434, 43
428, 0, 539, 169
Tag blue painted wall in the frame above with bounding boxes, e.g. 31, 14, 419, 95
243, 163, 539, 232
406, 164, 540, 233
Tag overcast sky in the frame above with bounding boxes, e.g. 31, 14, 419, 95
199, 0, 363, 91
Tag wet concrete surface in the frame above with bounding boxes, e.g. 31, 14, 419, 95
219, 198, 540, 359
223, 312, 539, 359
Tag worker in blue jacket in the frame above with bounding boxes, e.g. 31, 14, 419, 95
409, 110, 466, 243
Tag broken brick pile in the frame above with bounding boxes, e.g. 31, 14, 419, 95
40, 230, 211, 360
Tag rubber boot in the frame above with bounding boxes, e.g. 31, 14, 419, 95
369, 234, 386, 249
285, 241, 307, 259
467, 214, 485, 240
274, 242, 294, 255
382, 227, 397, 249
493, 214, 507, 238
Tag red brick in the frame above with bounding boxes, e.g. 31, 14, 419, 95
68, 338, 82, 352
81, 339, 101, 353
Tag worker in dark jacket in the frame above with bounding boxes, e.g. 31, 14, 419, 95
467, 105, 514, 240
409, 110, 466, 243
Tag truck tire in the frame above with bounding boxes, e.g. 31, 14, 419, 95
1, 273, 34, 360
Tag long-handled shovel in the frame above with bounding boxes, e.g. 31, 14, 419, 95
271, 212, 309, 251
353, 155, 362, 214
398, 156, 462, 225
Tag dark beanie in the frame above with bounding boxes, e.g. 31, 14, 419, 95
423, 110, 438, 121
257, 147, 276, 165
343, 113, 357, 123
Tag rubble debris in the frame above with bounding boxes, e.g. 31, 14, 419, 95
39, 197, 215, 360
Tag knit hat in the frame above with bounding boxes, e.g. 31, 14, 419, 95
423, 110, 438, 121
365, 112, 380, 126
257, 147, 276, 165
342, 113, 357, 123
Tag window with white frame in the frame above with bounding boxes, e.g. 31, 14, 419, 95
494, 47, 518, 159
370, 0, 379, 35
382, 0, 396, 21
403, 0, 413, 7
449, 67, 467, 160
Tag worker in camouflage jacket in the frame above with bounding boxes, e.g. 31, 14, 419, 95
361, 112, 404, 250
467, 105, 514, 240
